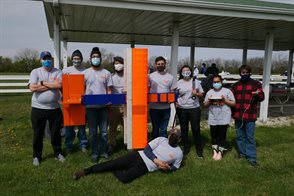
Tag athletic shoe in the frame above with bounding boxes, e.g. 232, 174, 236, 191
101, 152, 109, 159
33, 157, 40, 166
55, 154, 66, 162
81, 147, 87, 153
249, 161, 258, 167
212, 150, 218, 160
196, 149, 204, 158
91, 157, 99, 163
214, 151, 222, 161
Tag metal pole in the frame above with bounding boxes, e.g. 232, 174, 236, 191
170, 22, 179, 77
242, 48, 247, 65
286, 50, 293, 86
63, 41, 68, 68
131, 42, 135, 48
53, 6, 60, 69
190, 44, 195, 68
260, 31, 274, 122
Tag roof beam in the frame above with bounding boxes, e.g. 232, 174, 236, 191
44, 0, 294, 22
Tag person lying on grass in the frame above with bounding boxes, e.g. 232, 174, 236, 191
73, 128, 183, 183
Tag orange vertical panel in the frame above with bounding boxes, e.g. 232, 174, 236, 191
132, 49, 148, 149
62, 74, 85, 126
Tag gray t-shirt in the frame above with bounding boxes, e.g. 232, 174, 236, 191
204, 87, 235, 125
148, 71, 177, 109
29, 67, 62, 109
139, 137, 183, 172
84, 67, 113, 108
111, 73, 124, 94
176, 78, 204, 109
62, 65, 85, 74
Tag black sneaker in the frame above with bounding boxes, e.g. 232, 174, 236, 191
237, 154, 246, 160
108, 144, 115, 155
91, 157, 99, 163
249, 161, 258, 167
183, 147, 190, 155
196, 150, 204, 158
73, 170, 85, 180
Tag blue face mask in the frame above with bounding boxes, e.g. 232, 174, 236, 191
240, 74, 251, 82
213, 82, 222, 90
181, 71, 191, 78
91, 57, 101, 67
42, 60, 52, 68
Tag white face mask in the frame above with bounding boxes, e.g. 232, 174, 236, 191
114, 63, 124, 71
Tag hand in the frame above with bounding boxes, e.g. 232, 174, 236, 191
221, 95, 225, 101
192, 89, 200, 97
252, 90, 260, 96
154, 159, 170, 171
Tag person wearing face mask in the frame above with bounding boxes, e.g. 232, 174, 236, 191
62, 50, 88, 154
84, 47, 113, 163
176, 65, 204, 157
28, 51, 65, 166
148, 56, 177, 139
231, 65, 264, 167
203, 75, 236, 160
73, 128, 183, 183
108, 56, 125, 155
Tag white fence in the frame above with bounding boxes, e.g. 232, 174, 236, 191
0, 74, 290, 93
0, 75, 30, 93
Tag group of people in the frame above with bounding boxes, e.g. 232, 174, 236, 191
29, 47, 125, 165
28, 48, 264, 183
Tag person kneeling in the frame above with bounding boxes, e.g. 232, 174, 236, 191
73, 128, 183, 183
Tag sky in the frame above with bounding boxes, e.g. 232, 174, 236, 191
0, 0, 293, 62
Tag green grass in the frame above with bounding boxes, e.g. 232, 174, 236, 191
0, 95, 293, 195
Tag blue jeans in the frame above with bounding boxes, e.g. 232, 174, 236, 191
64, 125, 87, 150
235, 120, 257, 163
86, 107, 109, 159
149, 108, 170, 139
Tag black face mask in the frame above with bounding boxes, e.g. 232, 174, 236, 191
168, 134, 179, 147
157, 65, 165, 72
240, 74, 251, 82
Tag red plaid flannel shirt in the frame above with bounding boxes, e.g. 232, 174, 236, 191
231, 79, 265, 121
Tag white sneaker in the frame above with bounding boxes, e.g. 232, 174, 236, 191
33, 157, 40, 166
212, 150, 218, 160
214, 151, 222, 161
55, 154, 66, 162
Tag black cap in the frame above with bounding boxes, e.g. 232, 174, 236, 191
71, 50, 83, 61
113, 56, 124, 64
90, 47, 101, 57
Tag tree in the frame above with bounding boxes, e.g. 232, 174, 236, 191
0, 56, 13, 72
13, 48, 40, 73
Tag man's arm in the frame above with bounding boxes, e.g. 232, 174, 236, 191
143, 139, 171, 171
42, 79, 62, 89
29, 82, 50, 92
143, 144, 157, 161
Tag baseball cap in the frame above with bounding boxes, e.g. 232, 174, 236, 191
40, 51, 52, 59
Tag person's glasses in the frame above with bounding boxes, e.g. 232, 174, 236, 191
213, 81, 221, 83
